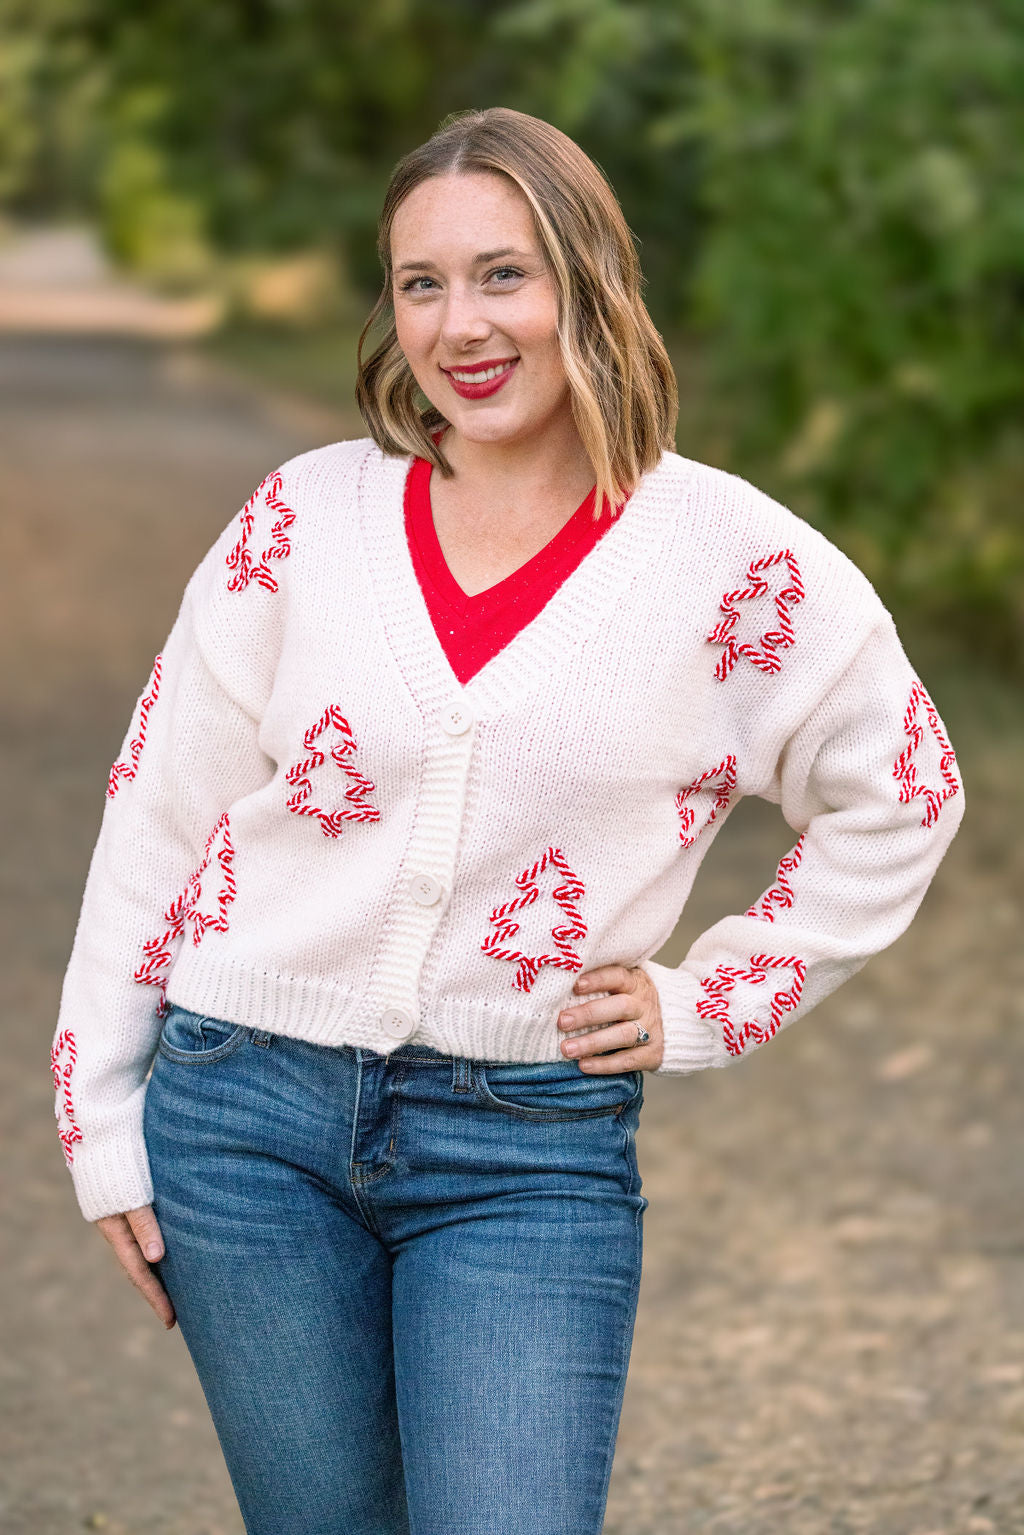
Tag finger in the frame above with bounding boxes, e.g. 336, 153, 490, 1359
125, 1204, 166, 1263
568, 1020, 652, 1059
121, 1241, 177, 1329
578, 1043, 659, 1073
559, 993, 643, 1036
574, 965, 638, 996
99, 1212, 176, 1329
126, 1253, 176, 1328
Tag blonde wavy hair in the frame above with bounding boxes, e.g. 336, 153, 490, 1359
355, 106, 678, 514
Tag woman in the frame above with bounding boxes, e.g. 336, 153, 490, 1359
52, 107, 963, 1534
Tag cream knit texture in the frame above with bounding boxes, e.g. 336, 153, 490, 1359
51, 438, 965, 1220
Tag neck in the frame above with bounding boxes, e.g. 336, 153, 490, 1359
438, 412, 594, 506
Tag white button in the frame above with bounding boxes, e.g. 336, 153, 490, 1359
380, 1007, 415, 1041
409, 873, 443, 906
440, 700, 474, 736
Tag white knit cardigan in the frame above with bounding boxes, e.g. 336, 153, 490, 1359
51, 437, 964, 1220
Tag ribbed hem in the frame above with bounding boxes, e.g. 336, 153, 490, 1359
168, 953, 574, 1062
639, 958, 728, 1074
167, 950, 370, 1045
69, 1088, 154, 1222
413, 996, 569, 1062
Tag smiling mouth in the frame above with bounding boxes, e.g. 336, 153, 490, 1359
442, 358, 519, 383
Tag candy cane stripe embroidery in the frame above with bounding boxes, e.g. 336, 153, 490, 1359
225, 481, 263, 592
676, 755, 737, 848
892, 681, 960, 828
135, 888, 189, 1015
285, 705, 380, 837
188, 812, 237, 945
707, 549, 805, 680
746, 834, 806, 921
50, 1029, 83, 1167
107, 654, 163, 798
225, 472, 296, 594
134, 811, 236, 1017
697, 953, 807, 1058
482, 846, 587, 993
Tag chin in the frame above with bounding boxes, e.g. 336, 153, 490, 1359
454, 416, 525, 442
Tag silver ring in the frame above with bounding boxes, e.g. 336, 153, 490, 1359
635, 1023, 651, 1046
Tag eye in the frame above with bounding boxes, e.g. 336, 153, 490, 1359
397, 266, 525, 295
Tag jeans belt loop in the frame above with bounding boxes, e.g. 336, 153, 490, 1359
452, 1056, 474, 1093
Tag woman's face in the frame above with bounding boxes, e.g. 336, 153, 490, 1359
390, 171, 571, 450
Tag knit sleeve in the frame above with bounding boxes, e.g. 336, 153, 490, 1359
640, 611, 965, 1074
49, 500, 280, 1222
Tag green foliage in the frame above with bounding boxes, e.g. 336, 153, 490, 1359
83, 0, 496, 290
97, 85, 214, 286
0, 0, 1021, 666
0, 0, 105, 212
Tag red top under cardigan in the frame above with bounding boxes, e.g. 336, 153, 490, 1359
404, 439, 626, 684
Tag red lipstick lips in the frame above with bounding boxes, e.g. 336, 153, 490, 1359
441, 357, 519, 400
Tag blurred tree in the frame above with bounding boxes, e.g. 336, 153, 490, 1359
87, 0, 497, 290
0, 0, 105, 213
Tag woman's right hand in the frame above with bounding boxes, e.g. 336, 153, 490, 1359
95, 1205, 176, 1329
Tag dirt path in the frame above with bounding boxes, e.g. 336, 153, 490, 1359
2, 336, 1022, 1534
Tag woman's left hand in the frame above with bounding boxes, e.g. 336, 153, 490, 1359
557, 964, 664, 1072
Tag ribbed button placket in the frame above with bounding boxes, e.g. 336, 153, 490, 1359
371, 698, 476, 1039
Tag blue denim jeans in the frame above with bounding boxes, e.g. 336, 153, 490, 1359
143, 1003, 647, 1535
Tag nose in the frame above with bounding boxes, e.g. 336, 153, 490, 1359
438, 282, 492, 352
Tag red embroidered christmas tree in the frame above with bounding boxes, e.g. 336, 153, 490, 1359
50, 1029, 83, 1167
892, 681, 960, 828
107, 653, 162, 798
187, 812, 237, 942
225, 471, 297, 594
135, 811, 236, 1016
696, 952, 807, 1057
746, 834, 806, 921
285, 705, 380, 838
676, 755, 737, 848
481, 846, 587, 993
707, 549, 805, 680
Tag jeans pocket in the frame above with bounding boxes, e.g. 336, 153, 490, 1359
157, 1003, 249, 1064
474, 1059, 642, 1121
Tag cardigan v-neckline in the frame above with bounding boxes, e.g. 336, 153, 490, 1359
403, 448, 622, 684
409, 455, 604, 612
355, 438, 695, 721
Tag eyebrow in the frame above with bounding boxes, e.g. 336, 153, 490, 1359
394, 247, 528, 275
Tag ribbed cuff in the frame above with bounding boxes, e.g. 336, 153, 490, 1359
68, 1089, 155, 1222
639, 958, 728, 1075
